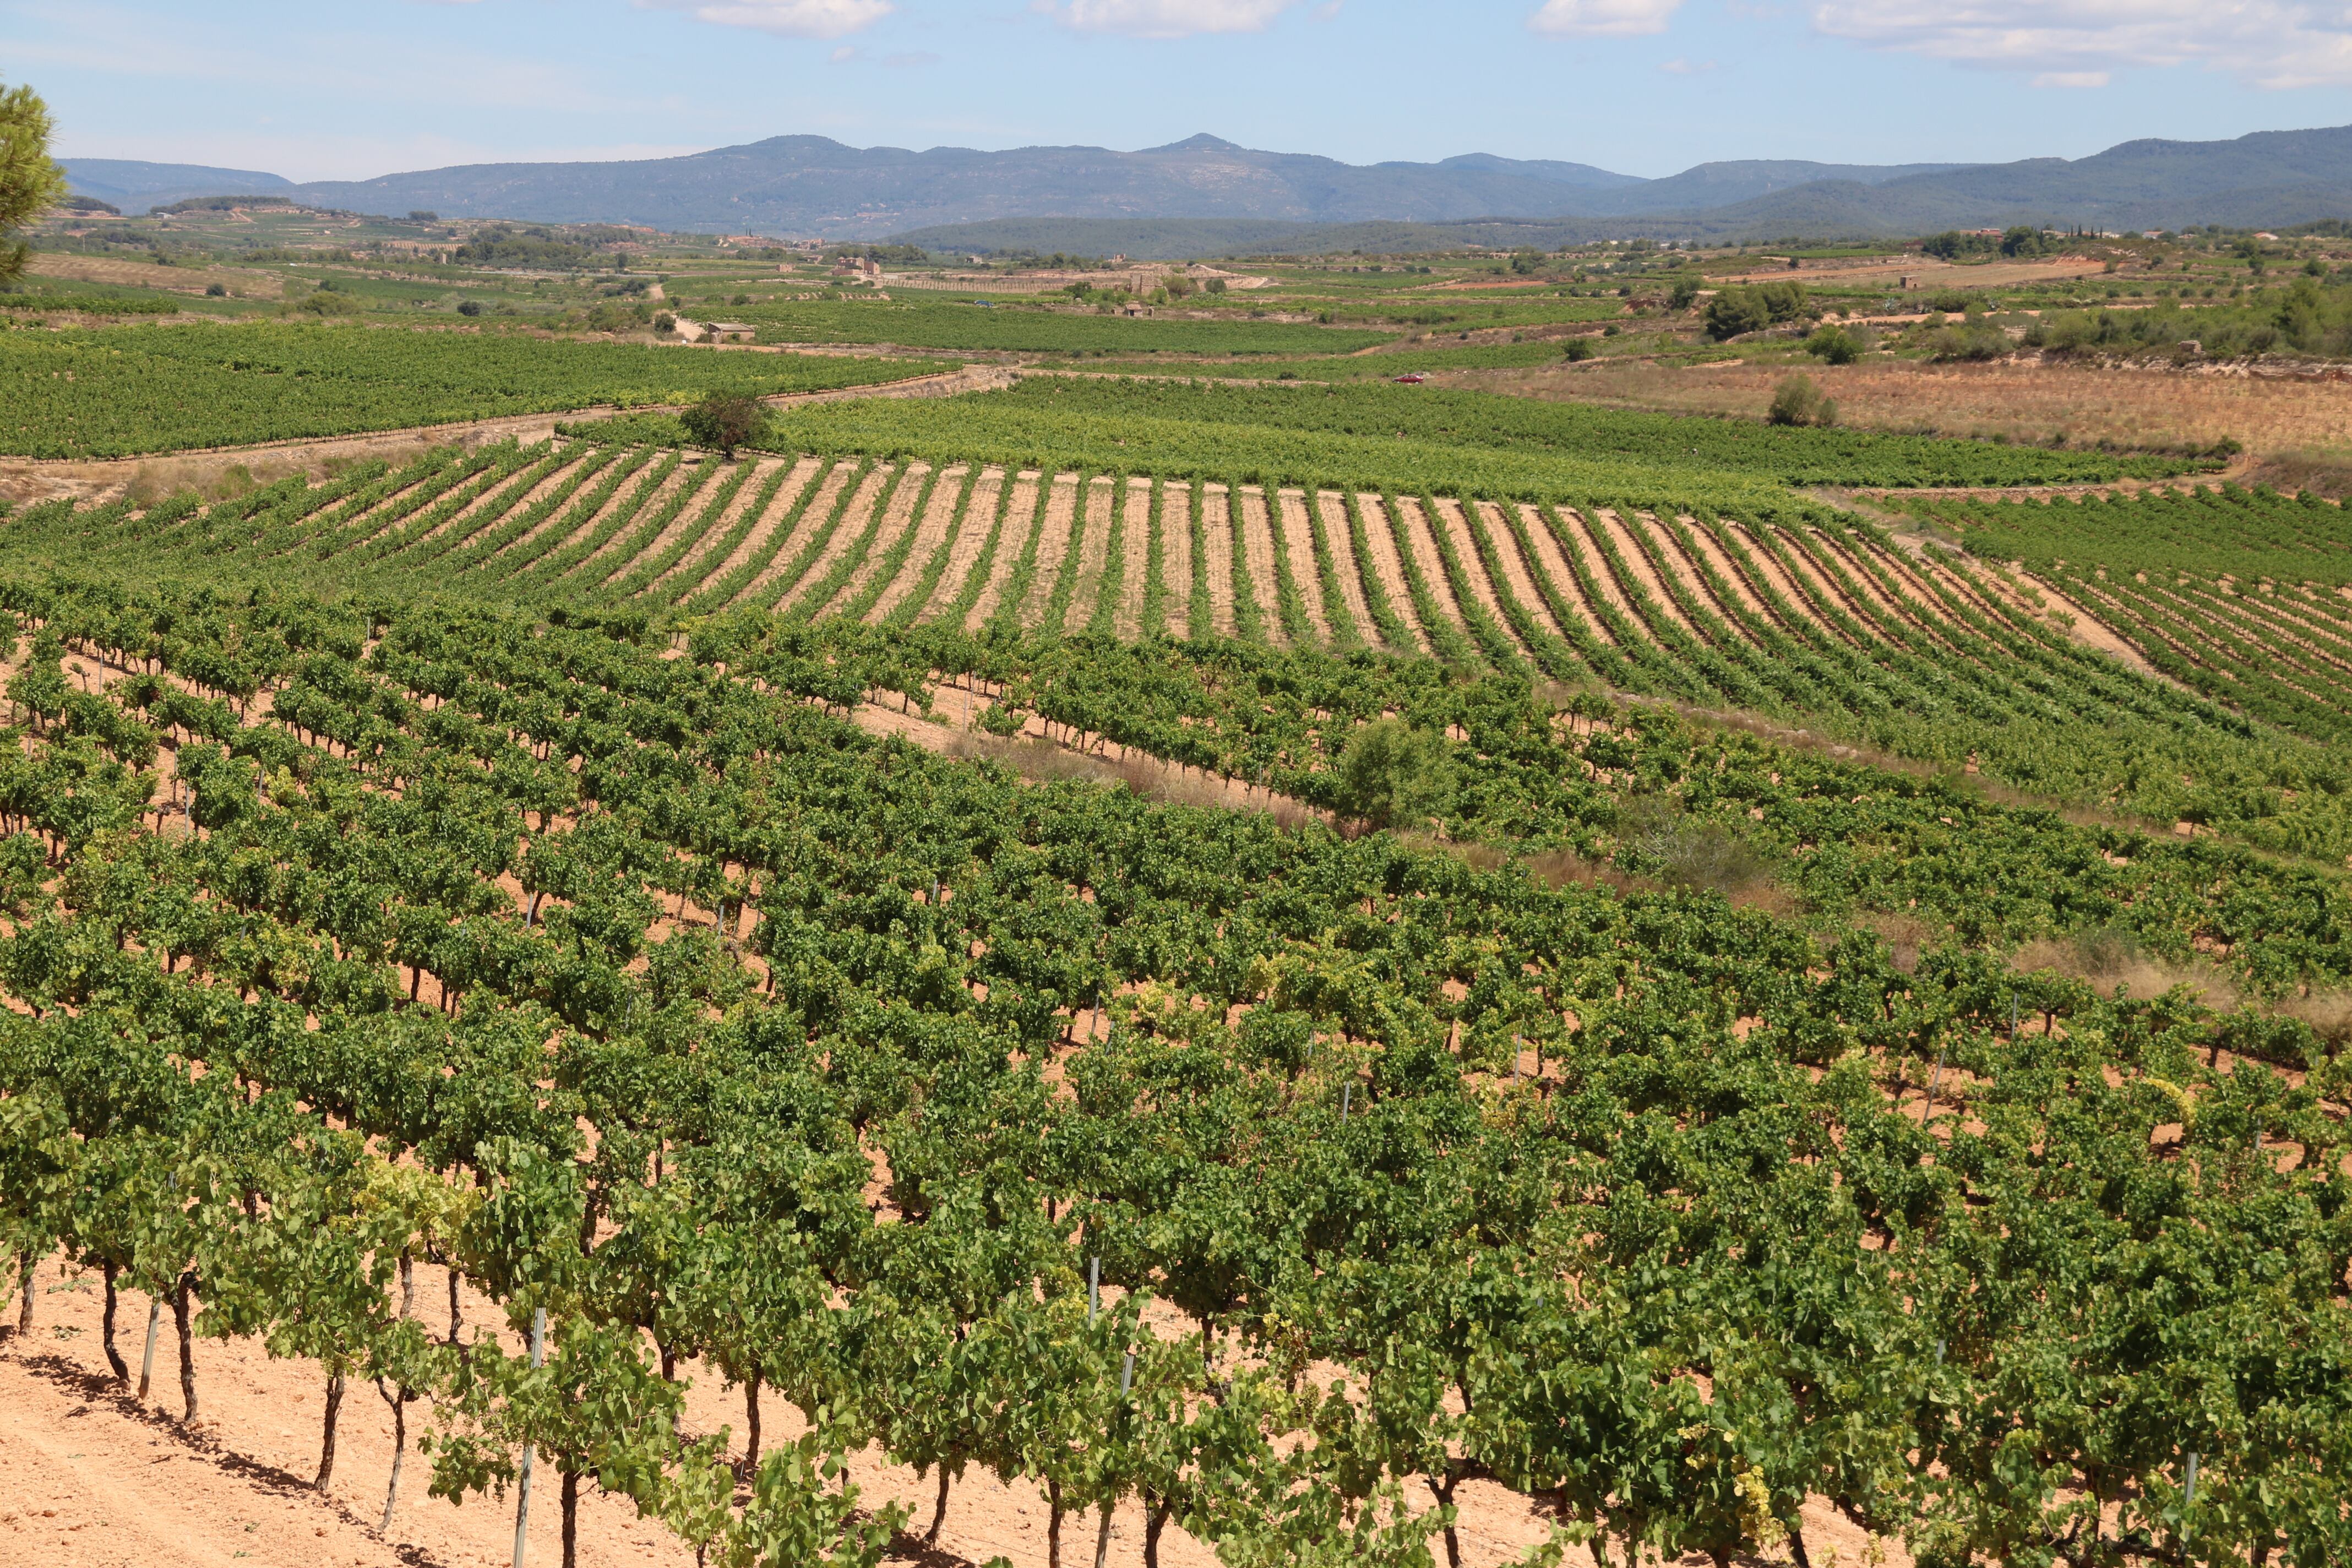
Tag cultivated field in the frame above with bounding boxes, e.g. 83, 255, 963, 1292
6, 239, 2351, 1568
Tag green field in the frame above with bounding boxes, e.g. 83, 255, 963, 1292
740, 296, 1395, 355
0, 324, 951, 458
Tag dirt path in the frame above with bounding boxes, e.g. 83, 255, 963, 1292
1276, 488, 1331, 644
964, 470, 1043, 630
649, 456, 787, 597
389, 447, 570, 561
672, 455, 820, 602
781, 463, 894, 614
1016, 473, 1082, 629
1471, 500, 1566, 641
1722, 521, 1857, 647
1314, 491, 1377, 644
1678, 515, 1792, 634
588, 456, 739, 592
835, 461, 934, 612
733, 457, 856, 608
1114, 478, 1153, 640
281, 460, 461, 560
1431, 497, 1527, 657
0, 1241, 1907, 1568
870, 462, 968, 622
574, 457, 717, 585
1587, 510, 1701, 641
1639, 513, 1752, 646
1771, 525, 1897, 638
1805, 528, 1954, 650
1556, 508, 1649, 629
1352, 494, 1430, 655
1234, 486, 1286, 646
1199, 483, 1238, 639
486, 447, 654, 567
1159, 482, 1195, 639
918, 466, 1002, 624
1064, 475, 1118, 634
1512, 506, 1616, 645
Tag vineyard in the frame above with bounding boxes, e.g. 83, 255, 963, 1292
14, 398, 2351, 856
737, 298, 1396, 357
0, 578, 2345, 1568
2, 338, 2349, 1568
0, 325, 951, 459
1910, 486, 2352, 745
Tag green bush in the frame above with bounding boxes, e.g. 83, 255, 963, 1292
1335, 717, 1453, 829
1804, 326, 1861, 365
1703, 281, 1809, 341
1766, 373, 1836, 428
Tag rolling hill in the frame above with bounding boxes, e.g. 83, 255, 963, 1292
57, 125, 2352, 251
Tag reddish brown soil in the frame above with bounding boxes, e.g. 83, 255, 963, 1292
1063, 476, 1118, 634
1234, 487, 1286, 646
1314, 491, 1378, 642
1016, 473, 1082, 628
676, 456, 819, 603
1471, 500, 1565, 641
869, 462, 969, 622
1449, 357, 2352, 467
1158, 483, 1195, 638
917, 466, 1003, 624
1275, 489, 1330, 643
1114, 479, 1153, 640
777, 462, 893, 614
834, 460, 933, 611
963, 471, 1043, 630
1353, 494, 1429, 654
1197, 484, 1237, 639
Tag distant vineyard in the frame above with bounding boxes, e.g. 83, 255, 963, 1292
1917, 486, 2352, 743
25, 432, 2352, 849
0, 325, 953, 459
734, 297, 1393, 356
723, 377, 2198, 491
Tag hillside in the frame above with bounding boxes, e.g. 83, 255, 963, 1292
58, 157, 297, 213
58, 126, 2352, 247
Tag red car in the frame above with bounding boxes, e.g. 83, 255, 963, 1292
1393, 372, 1428, 384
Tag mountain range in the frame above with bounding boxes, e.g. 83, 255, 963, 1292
57, 124, 2352, 255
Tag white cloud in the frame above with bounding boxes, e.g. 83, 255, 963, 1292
1052, 0, 1298, 37
2032, 69, 2110, 88
1659, 55, 1716, 72
1811, 1, 2352, 89
1527, 0, 1685, 37
637, 0, 894, 39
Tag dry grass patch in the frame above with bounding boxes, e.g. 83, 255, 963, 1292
1453, 357, 2352, 467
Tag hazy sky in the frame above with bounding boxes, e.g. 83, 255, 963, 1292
10, 0, 2352, 181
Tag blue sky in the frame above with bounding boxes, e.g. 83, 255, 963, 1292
8, 0, 2351, 182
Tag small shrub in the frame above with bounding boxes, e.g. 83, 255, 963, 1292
1766, 374, 1835, 427
1562, 336, 1596, 362
1804, 325, 1860, 365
